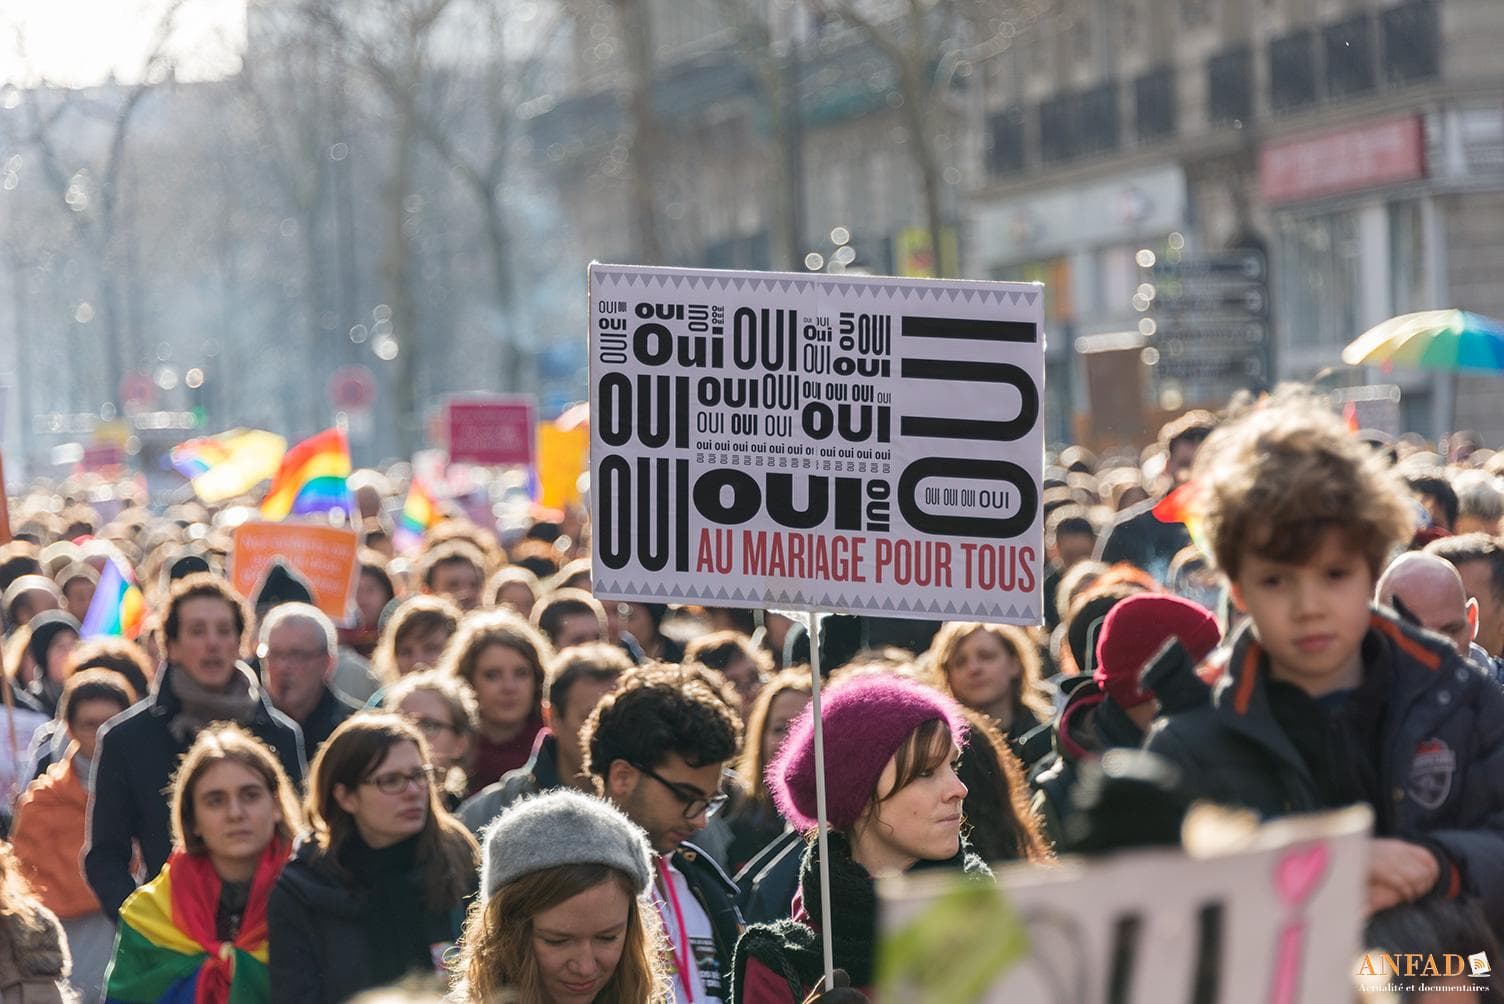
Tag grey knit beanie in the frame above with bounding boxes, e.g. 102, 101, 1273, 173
481, 789, 654, 900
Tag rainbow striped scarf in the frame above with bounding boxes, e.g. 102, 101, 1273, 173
106, 839, 288, 1004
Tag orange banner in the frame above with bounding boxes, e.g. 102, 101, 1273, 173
229, 522, 359, 621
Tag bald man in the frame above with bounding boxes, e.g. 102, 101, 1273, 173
1376, 553, 1494, 677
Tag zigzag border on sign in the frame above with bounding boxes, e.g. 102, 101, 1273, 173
591, 267, 1041, 307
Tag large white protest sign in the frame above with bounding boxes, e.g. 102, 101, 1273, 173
588, 264, 1045, 624
877, 805, 1373, 1004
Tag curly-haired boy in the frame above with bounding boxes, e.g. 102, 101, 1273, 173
1145, 390, 1504, 926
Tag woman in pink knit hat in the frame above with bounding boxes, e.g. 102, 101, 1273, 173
730, 674, 992, 1003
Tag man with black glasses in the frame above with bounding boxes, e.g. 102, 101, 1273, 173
583, 664, 743, 1004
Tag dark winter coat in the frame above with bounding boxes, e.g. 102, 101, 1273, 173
83, 663, 306, 919
1030, 675, 1146, 848
673, 840, 745, 987
267, 836, 470, 1004
1145, 609, 1504, 928
1094, 495, 1192, 582
732, 831, 992, 1002
455, 730, 562, 837
294, 685, 361, 757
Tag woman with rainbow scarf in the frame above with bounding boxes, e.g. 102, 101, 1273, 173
104, 724, 301, 1003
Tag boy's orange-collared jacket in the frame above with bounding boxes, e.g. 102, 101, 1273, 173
1146, 606, 1504, 929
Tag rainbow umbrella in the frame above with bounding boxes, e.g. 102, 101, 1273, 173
1342, 309, 1504, 373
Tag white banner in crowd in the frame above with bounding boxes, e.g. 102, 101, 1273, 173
587, 263, 1046, 624
877, 806, 1374, 1004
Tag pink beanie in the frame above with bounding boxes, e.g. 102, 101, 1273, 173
767, 674, 968, 831
1094, 594, 1221, 709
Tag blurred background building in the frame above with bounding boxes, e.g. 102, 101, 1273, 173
2, 0, 1502, 477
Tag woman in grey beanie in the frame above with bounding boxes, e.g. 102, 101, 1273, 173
452, 788, 670, 1003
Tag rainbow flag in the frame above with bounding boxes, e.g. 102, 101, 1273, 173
260, 428, 352, 520
170, 430, 286, 503
394, 479, 440, 552
81, 556, 146, 641
1153, 480, 1210, 558
105, 844, 283, 1004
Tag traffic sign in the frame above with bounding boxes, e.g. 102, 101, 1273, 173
328, 366, 377, 411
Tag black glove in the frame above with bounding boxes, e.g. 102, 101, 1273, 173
800, 969, 870, 1003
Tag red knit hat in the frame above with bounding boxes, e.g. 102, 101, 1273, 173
767, 675, 967, 832
1094, 594, 1221, 709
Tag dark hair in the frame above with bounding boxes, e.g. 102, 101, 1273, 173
1403, 468, 1460, 531
357, 554, 398, 608
67, 637, 155, 699
532, 589, 607, 647
546, 643, 632, 717
0, 544, 44, 594
440, 610, 551, 724
1159, 410, 1219, 455
1194, 390, 1413, 580
1046, 504, 1096, 547
304, 714, 478, 910
485, 566, 540, 610
1425, 532, 1504, 599
371, 594, 463, 685
171, 723, 302, 857
160, 573, 250, 652
684, 631, 769, 676
417, 540, 487, 591
954, 708, 1051, 863
508, 541, 561, 582
856, 718, 953, 833
59, 668, 134, 726
582, 666, 741, 780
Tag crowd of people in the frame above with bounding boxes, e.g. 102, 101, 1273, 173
0, 384, 1499, 1001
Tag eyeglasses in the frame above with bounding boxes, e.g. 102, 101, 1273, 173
258, 646, 329, 665
362, 765, 437, 795
633, 764, 727, 820
410, 717, 461, 740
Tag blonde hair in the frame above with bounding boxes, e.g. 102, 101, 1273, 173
454, 864, 669, 1003
927, 621, 1052, 723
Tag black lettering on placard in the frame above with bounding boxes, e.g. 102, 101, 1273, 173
597, 374, 690, 449
598, 455, 631, 568
733, 307, 799, 372
636, 457, 671, 572
898, 360, 1038, 442
1191, 901, 1223, 1004
694, 469, 762, 525
902, 316, 1038, 342
765, 474, 827, 529
1107, 914, 1141, 1004
898, 459, 1037, 538
633, 322, 672, 365
833, 477, 863, 531
597, 457, 691, 572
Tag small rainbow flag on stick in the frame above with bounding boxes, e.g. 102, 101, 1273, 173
260, 428, 352, 520
81, 555, 146, 641
394, 479, 440, 552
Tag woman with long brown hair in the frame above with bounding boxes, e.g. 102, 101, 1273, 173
268, 714, 478, 1003
733, 675, 991, 1002
452, 789, 668, 1003
722, 668, 812, 872
438, 611, 552, 794
926, 621, 1053, 747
